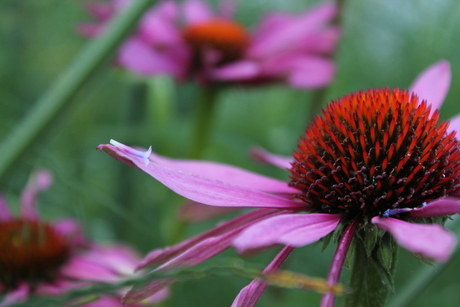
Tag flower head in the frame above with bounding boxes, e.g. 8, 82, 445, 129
98, 61, 460, 306
0, 169, 168, 306
79, 0, 339, 88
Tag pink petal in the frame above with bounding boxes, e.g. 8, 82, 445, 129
407, 197, 460, 218
98, 142, 303, 209
82, 245, 140, 276
261, 55, 335, 89
178, 201, 239, 222
409, 60, 451, 110
20, 169, 53, 220
183, 0, 214, 24
372, 216, 456, 262
118, 38, 187, 78
53, 218, 87, 247
447, 113, 460, 134
60, 256, 120, 283
248, 2, 337, 58
234, 213, 341, 253
138, 2, 182, 46
123, 278, 175, 305
250, 147, 292, 170
138, 208, 284, 269
156, 228, 241, 272
232, 246, 294, 307
210, 61, 260, 80
0, 283, 29, 307
0, 194, 11, 221
148, 148, 297, 194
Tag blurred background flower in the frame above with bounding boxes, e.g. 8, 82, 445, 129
79, 0, 338, 88
0, 169, 168, 306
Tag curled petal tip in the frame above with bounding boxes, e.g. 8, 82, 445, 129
109, 139, 152, 166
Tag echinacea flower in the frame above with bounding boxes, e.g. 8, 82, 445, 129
79, 0, 339, 88
0, 169, 168, 306
97, 60, 460, 306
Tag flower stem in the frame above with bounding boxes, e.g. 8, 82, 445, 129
188, 87, 218, 159
321, 220, 358, 307
344, 231, 397, 307
0, 0, 155, 178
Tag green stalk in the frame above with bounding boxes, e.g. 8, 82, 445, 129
0, 0, 154, 178
345, 234, 397, 307
188, 87, 219, 159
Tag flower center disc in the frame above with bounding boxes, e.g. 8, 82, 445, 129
182, 19, 249, 65
0, 219, 70, 288
289, 88, 460, 220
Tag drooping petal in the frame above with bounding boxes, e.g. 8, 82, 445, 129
138, 1, 181, 46
183, 0, 213, 24
156, 228, 241, 272
82, 245, 139, 276
320, 220, 358, 307
178, 201, 239, 222
372, 216, 456, 262
210, 61, 260, 80
250, 147, 292, 170
138, 208, 283, 269
407, 197, 460, 218
118, 38, 187, 78
248, 2, 337, 59
232, 246, 294, 307
0, 194, 11, 221
60, 256, 120, 283
0, 283, 29, 307
409, 60, 451, 111
98, 142, 304, 209
286, 57, 336, 89
148, 147, 297, 194
447, 113, 460, 134
123, 278, 175, 305
234, 213, 341, 253
20, 169, 53, 220
53, 218, 87, 247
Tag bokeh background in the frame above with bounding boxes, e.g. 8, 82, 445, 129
1, 0, 460, 306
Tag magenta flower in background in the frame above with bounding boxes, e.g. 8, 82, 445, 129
98, 61, 460, 306
79, 0, 339, 88
0, 169, 168, 306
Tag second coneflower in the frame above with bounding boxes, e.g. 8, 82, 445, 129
79, 0, 338, 88
98, 61, 460, 307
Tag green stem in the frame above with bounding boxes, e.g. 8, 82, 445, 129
188, 87, 218, 159
0, 0, 154, 178
388, 218, 460, 307
345, 234, 397, 307
114, 81, 148, 238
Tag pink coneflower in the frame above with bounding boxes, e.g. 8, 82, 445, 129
0, 169, 168, 306
79, 0, 339, 88
98, 61, 460, 306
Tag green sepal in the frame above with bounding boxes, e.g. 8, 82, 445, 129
377, 233, 396, 271
363, 224, 382, 258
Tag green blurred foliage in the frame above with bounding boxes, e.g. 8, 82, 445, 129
1, 0, 460, 306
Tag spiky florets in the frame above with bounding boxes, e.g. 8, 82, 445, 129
290, 88, 460, 221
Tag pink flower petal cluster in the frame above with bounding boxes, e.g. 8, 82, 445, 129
0, 169, 168, 306
79, 0, 339, 88
98, 60, 460, 306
